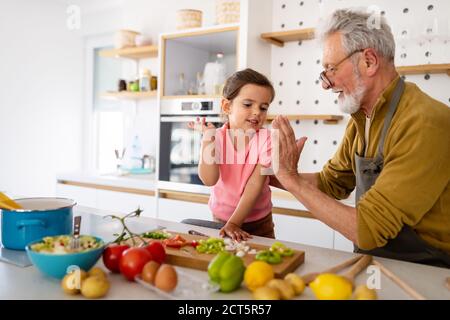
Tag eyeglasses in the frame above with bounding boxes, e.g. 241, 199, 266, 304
319, 49, 364, 89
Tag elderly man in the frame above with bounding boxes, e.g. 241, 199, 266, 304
271, 9, 450, 268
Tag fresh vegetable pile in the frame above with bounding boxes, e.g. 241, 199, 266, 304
255, 242, 294, 264
31, 235, 102, 254
195, 237, 225, 254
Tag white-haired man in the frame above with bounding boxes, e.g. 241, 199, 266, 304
272, 9, 450, 268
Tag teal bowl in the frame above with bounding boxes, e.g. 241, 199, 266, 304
25, 236, 105, 279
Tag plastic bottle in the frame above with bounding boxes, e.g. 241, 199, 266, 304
139, 68, 151, 92
214, 52, 226, 94
131, 135, 142, 169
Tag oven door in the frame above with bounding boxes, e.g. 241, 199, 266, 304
159, 115, 223, 186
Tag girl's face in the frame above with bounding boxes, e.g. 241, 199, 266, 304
222, 84, 272, 131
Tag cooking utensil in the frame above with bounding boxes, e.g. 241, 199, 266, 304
0, 192, 23, 210
342, 255, 373, 287
188, 229, 209, 237
69, 216, 82, 250
302, 255, 363, 285
0, 201, 16, 211
372, 259, 426, 300
1, 198, 75, 250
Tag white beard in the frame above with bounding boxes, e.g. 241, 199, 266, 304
338, 80, 366, 114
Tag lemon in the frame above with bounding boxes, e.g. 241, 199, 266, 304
309, 273, 353, 300
244, 261, 274, 292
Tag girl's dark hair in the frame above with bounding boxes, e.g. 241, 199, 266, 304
222, 68, 275, 102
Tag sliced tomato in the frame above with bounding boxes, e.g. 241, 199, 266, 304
162, 234, 188, 249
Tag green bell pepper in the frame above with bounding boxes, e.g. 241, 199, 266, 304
255, 249, 282, 264
270, 241, 294, 257
208, 252, 245, 293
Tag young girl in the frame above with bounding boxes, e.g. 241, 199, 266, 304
188, 68, 275, 241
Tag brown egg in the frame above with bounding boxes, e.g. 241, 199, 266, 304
141, 261, 160, 284
154, 264, 178, 292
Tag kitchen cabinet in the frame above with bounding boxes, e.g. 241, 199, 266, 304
157, 198, 212, 223
55, 183, 156, 218
96, 189, 156, 217
55, 183, 97, 208
272, 214, 334, 249
160, 25, 239, 98
333, 231, 354, 253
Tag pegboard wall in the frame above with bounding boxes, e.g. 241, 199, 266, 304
269, 0, 450, 174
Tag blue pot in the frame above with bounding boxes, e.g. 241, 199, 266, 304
1, 198, 75, 250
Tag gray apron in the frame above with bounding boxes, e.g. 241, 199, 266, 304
354, 78, 450, 268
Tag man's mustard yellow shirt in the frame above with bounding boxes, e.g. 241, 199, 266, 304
318, 76, 450, 254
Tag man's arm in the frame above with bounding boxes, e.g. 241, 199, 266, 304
270, 173, 320, 190
272, 116, 358, 244
281, 176, 358, 244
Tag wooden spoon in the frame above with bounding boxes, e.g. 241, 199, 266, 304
342, 255, 373, 287
0, 201, 17, 210
0, 191, 23, 210
302, 255, 363, 285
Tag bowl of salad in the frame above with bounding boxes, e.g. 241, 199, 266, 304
25, 235, 105, 279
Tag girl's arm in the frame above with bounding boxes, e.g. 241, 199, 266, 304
188, 117, 219, 186
220, 164, 268, 241
198, 135, 219, 186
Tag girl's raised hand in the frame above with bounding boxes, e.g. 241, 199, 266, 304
187, 117, 216, 134
219, 222, 252, 242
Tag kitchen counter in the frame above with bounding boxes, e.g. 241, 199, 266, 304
57, 173, 355, 219
57, 173, 157, 192
0, 206, 448, 300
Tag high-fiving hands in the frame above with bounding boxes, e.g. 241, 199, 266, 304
271, 115, 308, 188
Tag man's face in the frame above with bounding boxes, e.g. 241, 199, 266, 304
322, 33, 367, 114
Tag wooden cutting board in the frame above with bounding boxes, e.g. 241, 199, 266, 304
160, 232, 305, 278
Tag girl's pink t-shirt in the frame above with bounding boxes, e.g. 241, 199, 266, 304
208, 123, 273, 223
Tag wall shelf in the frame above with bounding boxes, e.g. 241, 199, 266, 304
261, 28, 315, 47
100, 91, 157, 100
160, 94, 222, 100
396, 63, 450, 76
266, 114, 344, 124
98, 45, 158, 59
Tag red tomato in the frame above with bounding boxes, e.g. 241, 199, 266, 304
145, 241, 166, 264
119, 247, 153, 281
102, 244, 130, 273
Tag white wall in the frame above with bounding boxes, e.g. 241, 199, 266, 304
0, 0, 84, 197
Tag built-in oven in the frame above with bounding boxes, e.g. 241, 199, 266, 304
158, 97, 224, 191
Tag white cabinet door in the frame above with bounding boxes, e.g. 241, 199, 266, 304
55, 184, 97, 208
157, 198, 212, 223
96, 189, 156, 217
333, 231, 354, 252
272, 214, 335, 249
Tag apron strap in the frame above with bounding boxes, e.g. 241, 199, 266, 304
376, 78, 405, 159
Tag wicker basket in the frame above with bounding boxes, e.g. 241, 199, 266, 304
215, 0, 240, 25
114, 29, 140, 49
176, 9, 203, 30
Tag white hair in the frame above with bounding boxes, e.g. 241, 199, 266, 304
317, 9, 396, 62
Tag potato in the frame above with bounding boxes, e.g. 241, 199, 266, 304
61, 270, 88, 295
89, 267, 107, 279
253, 286, 281, 300
353, 284, 377, 300
266, 279, 295, 300
81, 276, 110, 299
284, 273, 305, 295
